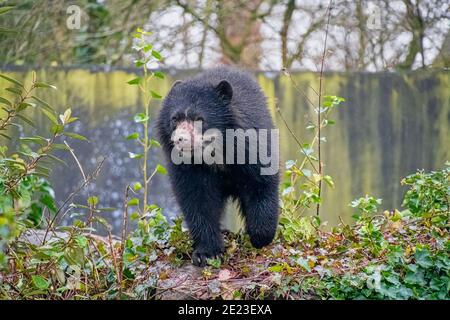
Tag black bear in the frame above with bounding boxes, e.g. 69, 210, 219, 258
156, 67, 279, 266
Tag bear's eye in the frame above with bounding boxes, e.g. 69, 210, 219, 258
171, 116, 178, 123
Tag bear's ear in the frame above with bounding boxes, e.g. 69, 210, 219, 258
168, 80, 182, 93
215, 80, 233, 104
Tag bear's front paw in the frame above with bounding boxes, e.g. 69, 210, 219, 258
192, 247, 223, 267
249, 230, 276, 249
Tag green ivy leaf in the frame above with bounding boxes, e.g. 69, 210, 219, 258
415, 248, 433, 269
31, 275, 49, 290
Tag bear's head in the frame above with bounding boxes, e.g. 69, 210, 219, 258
156, 79, 234, 155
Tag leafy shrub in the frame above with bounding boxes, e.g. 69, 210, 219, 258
0, 72, 83, 267
401, 162, 449, 226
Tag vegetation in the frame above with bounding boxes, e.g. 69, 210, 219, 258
0, 155, 448, 299
0, 3, 448, 300
125, 27, 167, 218
0, 43, 448, 300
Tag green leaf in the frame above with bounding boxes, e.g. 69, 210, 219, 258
0, 27, 15, 33
143, 44, 153, 52
126, 132, 139, 140
34, 82, 57, 90
0, 6, 14, 15
40, 108, 58, 125
87, 196, 99, 207
282, 186, 294, 196
128, 152, 143, 159
301, 146, 314, 156
93, 216, 111, 228
128, 198, 139, 206
64, 247, 85, 267
268, 264, 284, 273
150, 90, 162, 99
0, 97, 12, 107
153, 71, 164, 79
66, 117, 78, 124
285, 160, 295, 169
40, 194, 57, 212
415, 248, 433, 269
0, 133, 11, 140
136, 28, 151, 36
17, 102, 36, 111
151, 50, 162, 60
404, 269, 426, 286
51, 124, 64, 135
64, 132, 88, 141
324, 175, 335, 188
60, 108, 72, 124
149, 139, 161, 148
31, 96, 53, 110
133, 182, 142, 191
47, 154, 67, 166
134, 60, 145, 68
75, 235, 88, 248
127, 77, 141, 85
19, 136, 48, 146
50, 143, 71, 151
5, 87, 22, 95
133, 113, 149, 123
31, 275, 49, 290
130, 211, 140, 221
155, 164, 167, 175
16, 114, 36, 128
0, 74, 23, 87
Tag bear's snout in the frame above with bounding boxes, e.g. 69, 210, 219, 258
172, 128, 192, 151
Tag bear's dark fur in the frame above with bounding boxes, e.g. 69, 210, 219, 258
156, 67, 279, 266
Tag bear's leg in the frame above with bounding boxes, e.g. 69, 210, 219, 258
239, 179, 279, 248
171, 168, 225, 267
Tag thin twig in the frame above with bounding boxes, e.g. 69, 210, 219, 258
316, 0, 333, 217
42, 157, 106, 244
283, 69, 317, 109
276, 103, 319, 174
64, 140, 87, 182
118, 185, 131, 298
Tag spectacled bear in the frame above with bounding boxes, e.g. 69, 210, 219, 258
156, 67, 279, 267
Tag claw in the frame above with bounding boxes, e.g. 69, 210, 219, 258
192, 247, 223, 267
